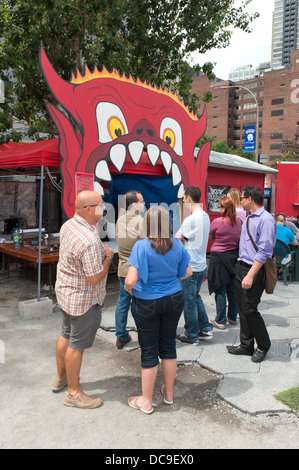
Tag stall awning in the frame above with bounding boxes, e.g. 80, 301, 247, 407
0, 139, 60, 168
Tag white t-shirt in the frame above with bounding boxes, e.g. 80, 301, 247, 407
178, 210, 210, 272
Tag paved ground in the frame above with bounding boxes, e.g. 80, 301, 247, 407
101, 276, 299, 416
0, 269, 299, 449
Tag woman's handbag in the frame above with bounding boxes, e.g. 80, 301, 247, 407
246, 218, 277, 294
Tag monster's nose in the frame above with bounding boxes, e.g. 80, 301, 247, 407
132, 119, 157, 139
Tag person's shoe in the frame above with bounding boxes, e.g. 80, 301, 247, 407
176, 333, 199, 344
199, 329, 213, 341
64, 391, 103, 409
116, 334, 132, 349
212, 320, 226, 330
161, 384, 173, 405
251, 348, 269, 363
227, 344, 253, 356
51, 376, 68, 392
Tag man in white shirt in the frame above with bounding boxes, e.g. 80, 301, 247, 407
175, 186, 213, 343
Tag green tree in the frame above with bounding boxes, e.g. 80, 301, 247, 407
197, 136, 255, 161
0, 0, 259, 142
281, 128, 299, 161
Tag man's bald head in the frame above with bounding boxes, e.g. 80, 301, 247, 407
276, 213, 286, 225
75, 191, 104, 225
75, 191, 103, 211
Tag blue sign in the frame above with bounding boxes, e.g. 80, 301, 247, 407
264, 188, 271, 198
244, 126, 256, 153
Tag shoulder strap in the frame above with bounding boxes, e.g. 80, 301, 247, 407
246, 217, 258, 252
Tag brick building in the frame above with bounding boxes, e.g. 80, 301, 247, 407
191, 49, 299, 162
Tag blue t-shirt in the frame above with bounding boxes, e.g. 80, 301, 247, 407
276, 225, 295, 247
127, 238, 191, 299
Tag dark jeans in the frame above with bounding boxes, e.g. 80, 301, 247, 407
234, 262, 271, 352
131, 291, 184, 369
115, 277, 132, 340
214, 275, 238, 325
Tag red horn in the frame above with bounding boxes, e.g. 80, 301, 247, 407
39, 47, 79, 123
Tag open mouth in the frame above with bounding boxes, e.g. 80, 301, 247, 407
93, 139, 185, 200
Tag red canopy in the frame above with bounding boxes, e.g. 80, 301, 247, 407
0, 139, 166, 175
0, 139, 60, 168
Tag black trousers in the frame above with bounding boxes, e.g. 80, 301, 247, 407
234, 262, 271, 352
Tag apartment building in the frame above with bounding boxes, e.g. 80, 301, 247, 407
191, 49, 299, 162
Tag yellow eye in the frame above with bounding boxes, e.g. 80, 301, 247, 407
108, 116, 126, 140
163, 128, 176, 148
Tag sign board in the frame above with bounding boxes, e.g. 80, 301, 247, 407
75, 172, 94, 195
244, 126, 256, 153
264, 188, 272, 198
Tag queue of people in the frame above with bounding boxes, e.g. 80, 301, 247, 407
52, 185, 279, 411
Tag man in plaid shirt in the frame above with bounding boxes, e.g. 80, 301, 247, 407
52, 190, 114, 409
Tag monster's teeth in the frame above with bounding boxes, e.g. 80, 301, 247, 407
160, 151, 172, 174
95, 160, 112, 181
147, 144, 160, 166
177, 183, 184, 199
128, 140, 144, 164
171, 163, 182, 186
110, 144, 126, 172
94, 181, 104, 196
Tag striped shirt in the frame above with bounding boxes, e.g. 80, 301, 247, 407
55, 213, 106, 316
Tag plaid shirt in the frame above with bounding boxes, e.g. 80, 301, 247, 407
55, 213, 106, 316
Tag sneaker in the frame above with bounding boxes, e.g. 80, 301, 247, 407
281, 254, 291, 265
51, 376, 68, 392
176, 333, 199, 344
64, 391, 103, 409
199, 329, 213, 341
116, 334, 132, 349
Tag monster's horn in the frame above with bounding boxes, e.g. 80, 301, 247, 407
39, 48, 80, 123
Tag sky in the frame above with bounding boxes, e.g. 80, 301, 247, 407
192, 0, 275, 80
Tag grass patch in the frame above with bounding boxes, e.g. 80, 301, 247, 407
275, 386, 299, 412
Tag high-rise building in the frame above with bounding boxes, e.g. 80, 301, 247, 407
272, 0, 299, 70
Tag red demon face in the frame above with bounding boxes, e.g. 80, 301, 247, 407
39, 48, 210, 218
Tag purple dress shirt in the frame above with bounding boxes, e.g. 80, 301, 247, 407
239, 207, 277, 265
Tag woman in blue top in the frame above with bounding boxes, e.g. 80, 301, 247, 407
125, 206, 192, 414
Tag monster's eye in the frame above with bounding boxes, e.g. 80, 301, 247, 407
96, 102, 128, 143
108, 117, 126, 140
162, 128, 176, 148
160, 118, 183, 156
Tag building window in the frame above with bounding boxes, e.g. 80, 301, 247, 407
245, 81, 257, 89
271, 109, 284, 116
270, 133, 283, 139
243, 112, 257, 120
243, 92, 257, 99
271, 98, 284, 105
243, 103, 256, 110
270, 144, 282, 150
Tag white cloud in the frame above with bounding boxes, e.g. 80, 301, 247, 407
191, 0, 275, 80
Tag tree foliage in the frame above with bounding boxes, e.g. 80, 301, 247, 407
0, 0, 259, 142
281, 128, 299, 162
197, 135, 255, 161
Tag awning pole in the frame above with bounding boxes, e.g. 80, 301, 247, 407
37, 165, 44, 302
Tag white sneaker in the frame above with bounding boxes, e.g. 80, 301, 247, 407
199, 330, 213, 341
281, 254, 291, 265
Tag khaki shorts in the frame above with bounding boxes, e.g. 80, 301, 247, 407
61, 304, 102, 350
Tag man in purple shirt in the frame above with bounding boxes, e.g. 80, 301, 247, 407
227, 186, 276, 363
